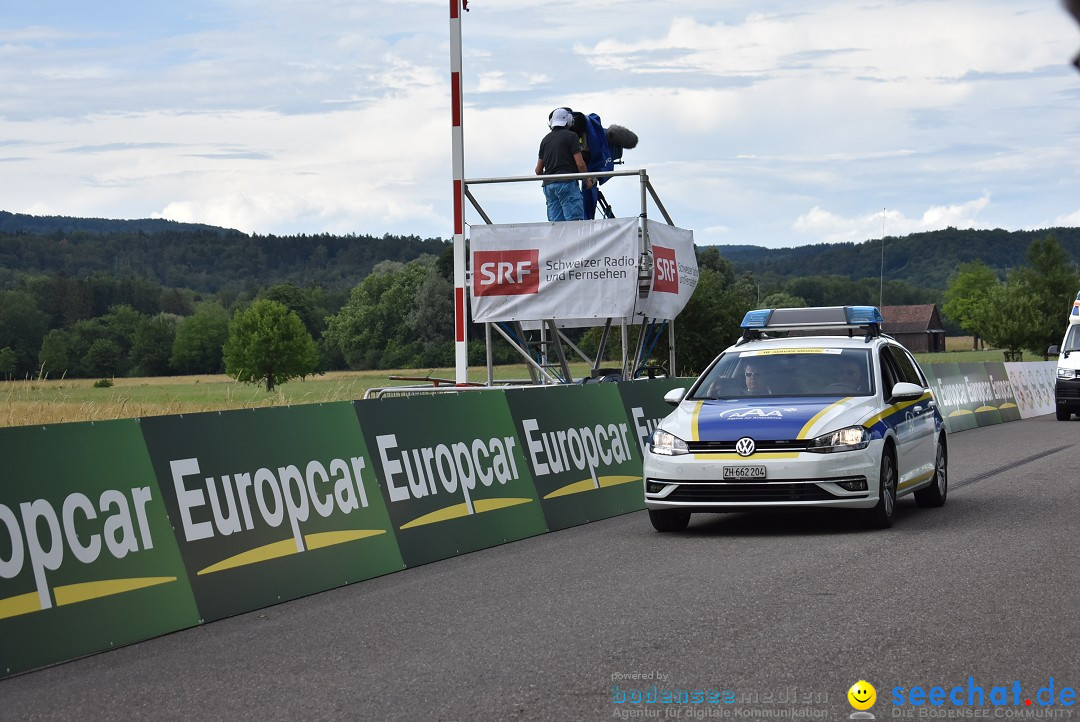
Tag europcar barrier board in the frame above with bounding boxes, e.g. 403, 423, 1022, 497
140, 403, 404, 622
0, 420, 200, 677
921, 362, 1020, 433
505, 384, 644, 531
353, 392, 548, 566
0, 369, 1047, 677
613, 377, 687, 457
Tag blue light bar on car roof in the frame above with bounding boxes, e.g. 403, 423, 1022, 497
740, 309, 773, 328
845, 306, 885, 325
740, 305, 884, 331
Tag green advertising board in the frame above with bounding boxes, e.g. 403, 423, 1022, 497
140, 403, 404, 622
923, 363, 979, 432
353, 392, 549, 567
958, 362, 1004, 427
615, 378, 692, 457
924, 362, 1022, 433
0, 420, 200, 678
983, 362, 1022, 423
505, 384, 644, 531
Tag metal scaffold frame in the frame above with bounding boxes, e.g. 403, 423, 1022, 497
464, 168, 678, 386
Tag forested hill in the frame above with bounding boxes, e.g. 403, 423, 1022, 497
717, 226, 1080, 289
2, 210, 1077, 294
0, 211, 238, 236
0, 212, 450, 293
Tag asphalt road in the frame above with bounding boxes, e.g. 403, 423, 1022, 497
3, 416, 1079, 721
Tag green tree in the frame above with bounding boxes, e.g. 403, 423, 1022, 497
1011, 234, 1080, 354
259, 283, 326, 339
760, 292, 806, 309
171, 303, 229, 374
942, 261, 1000, 343
696, 247, 737, 282
0, 346, 16, 380
978, 281, 1038, 355
323, 258, 432, 369
405, 265, 454, 367
0, 290, 49, 376
83, 338, 123, 377
223, 299, 320, 391
672, 268, 755, 375
38, 328, 75, 378
130, 314, 178, 377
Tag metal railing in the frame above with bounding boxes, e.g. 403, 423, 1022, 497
464, 168, 678, 385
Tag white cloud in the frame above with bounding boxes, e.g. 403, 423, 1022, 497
1052, 209, 1080, 227
1, 0, 1078, 248
793, 195, 993, 244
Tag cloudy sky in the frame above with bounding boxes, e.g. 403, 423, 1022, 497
3, 0, 1079, 248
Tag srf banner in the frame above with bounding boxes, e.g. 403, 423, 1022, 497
635, 221, 698, 321
505, 384, 644, 531
354, 392, 549, 567
0, 420, 200, 678
140, 403, 404, 622
469, 217, 639, 322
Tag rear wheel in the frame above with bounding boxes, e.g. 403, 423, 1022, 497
648, 508, 691, 532
1056, 406, 1071, 421
914, 438, 948, 508
866, 449, 896, 529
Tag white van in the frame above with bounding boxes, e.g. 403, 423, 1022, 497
1048, 292, 1080, 421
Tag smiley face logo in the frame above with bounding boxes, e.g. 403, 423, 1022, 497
847, 680, 876, 710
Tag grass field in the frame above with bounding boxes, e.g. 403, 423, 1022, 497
0, 343, 1030, 429
0, 365, 574, 428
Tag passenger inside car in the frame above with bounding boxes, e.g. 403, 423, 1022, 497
827, 355, 870, 395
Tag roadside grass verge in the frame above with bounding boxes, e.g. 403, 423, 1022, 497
1, 345, 1035, 429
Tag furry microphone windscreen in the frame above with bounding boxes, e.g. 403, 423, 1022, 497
1068, 0, 1080, 69
606, 124, 639, 150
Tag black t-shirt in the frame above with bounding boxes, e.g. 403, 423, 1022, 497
538, 128, 581, 185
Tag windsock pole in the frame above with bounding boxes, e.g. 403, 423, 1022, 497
450, 0, 468, 384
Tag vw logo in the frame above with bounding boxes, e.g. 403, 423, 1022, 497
735, 437, 756, 457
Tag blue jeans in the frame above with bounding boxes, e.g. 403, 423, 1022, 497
543, 181, 584, 221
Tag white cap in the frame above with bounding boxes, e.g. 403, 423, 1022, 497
549, 108, 573, 128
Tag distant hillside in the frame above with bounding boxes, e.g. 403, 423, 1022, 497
2, 211, 1076, 295
0, 211, 239, 236
0, 212, 450, 293
715, 227, 1080, 289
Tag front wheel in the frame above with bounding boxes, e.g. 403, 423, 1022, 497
1056, 406, 1071, 421
866, 449, 896, 529
914, 439, 948, 508
648, 508, 691, 532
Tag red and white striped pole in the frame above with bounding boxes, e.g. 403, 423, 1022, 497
450, 0, 468, 384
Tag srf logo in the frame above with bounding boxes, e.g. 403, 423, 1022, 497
473, 250, 540, 296
652, 245, 678, 294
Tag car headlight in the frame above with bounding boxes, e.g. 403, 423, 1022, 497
806, 425, 870, 453
651, 429, 689, 456
1058, 368, 1079, 380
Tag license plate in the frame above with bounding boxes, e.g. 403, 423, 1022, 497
723, 465, 766, 480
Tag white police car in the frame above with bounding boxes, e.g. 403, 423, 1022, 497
643, 306, 947, 531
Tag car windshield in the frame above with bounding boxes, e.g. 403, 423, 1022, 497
691, 347, 874, 399
1064, 325, 1080, 353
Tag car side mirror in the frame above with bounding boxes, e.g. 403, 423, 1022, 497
891, 382, 924, 401
1048, 345, 1060, 356
663, 388, 686, 406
